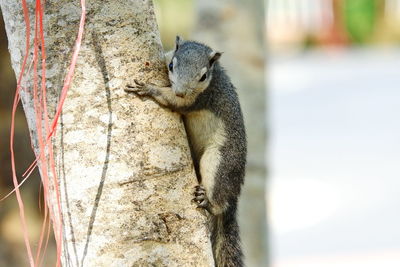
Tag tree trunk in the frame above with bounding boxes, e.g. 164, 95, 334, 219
193, 0, 268, 266
1, 0, 213, 266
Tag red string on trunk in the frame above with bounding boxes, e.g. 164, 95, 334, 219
7, 0, 86, 266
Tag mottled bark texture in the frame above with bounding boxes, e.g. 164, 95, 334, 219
0, 0, 213, 266
193, 0, 268, 266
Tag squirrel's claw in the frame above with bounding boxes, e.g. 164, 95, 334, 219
125, 79, 145, 90
193, 185, 211, 210
134, 79, 145, 87
125, 80, 151, 96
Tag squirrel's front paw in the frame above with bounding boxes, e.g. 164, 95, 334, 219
125, 79, 151, 96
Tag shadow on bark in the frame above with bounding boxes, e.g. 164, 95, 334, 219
61, 113, 79, 267
80, 31, 113, 267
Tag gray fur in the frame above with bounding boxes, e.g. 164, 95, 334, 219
126, 37, 246, 267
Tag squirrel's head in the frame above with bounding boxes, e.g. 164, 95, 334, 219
167, 36, 222, 98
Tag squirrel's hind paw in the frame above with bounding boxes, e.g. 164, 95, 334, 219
193, 185, 213, 213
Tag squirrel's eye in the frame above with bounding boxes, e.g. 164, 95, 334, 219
199, 73, 207, 82
168, 62, 173, 72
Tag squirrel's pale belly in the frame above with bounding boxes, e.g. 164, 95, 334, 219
184, 110, 226, 159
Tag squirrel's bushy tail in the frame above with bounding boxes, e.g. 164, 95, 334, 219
211, 202, 243, 267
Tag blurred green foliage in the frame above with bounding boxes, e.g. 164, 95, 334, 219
343, 0, 377, 43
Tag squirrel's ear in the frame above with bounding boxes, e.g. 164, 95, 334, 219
175, 35, 183, 50
209, 51, 222, 66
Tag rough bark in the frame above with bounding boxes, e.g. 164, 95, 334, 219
1, 0, 213, 266
193, 0, 268, 266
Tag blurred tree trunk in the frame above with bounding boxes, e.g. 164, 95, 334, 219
0, 0, 213, 266
193, 0, 268, 266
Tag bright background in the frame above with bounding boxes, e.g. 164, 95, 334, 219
267, 1, 400, 267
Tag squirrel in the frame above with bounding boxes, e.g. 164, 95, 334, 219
125, 36, 246, 267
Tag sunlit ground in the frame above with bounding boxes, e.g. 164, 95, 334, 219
268, 47, 400, 267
